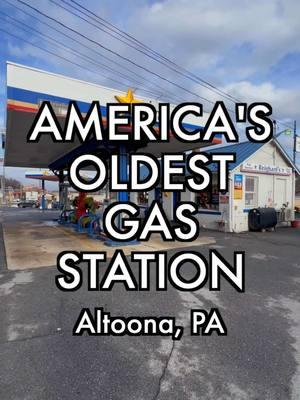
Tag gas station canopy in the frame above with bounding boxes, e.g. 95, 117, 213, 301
25, 171, 59, 181
5, 62, 222, 169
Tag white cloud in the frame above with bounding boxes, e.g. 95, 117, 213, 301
3, 0, 300, 124
7, 42, 44, 60
128, 0, 300, 76
221, 80, 300, 121
122, 0, 300, 125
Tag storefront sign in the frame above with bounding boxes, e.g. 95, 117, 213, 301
241, 163, 292, 176
234, 174, 243, 200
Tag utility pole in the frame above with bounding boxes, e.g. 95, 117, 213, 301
273, 120, 277, 137
293, 120, 297, 165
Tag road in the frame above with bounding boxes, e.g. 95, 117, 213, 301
0, 208, 299, 400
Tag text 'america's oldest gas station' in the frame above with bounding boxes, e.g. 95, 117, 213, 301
3, 61, 299, 271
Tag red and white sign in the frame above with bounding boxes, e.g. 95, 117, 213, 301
241, 162, 292, 176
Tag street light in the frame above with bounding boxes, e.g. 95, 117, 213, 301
273, 120, 299, 165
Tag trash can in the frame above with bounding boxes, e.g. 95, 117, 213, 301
248, 208, 277, 231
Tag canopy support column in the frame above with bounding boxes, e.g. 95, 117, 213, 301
40, 179, 46, 210
105, 145, 138, 246
58, 170, 65, 209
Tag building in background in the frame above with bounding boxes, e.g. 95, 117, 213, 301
0, 128, 5, 204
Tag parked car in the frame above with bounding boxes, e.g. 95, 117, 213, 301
18, 200, 39, 208
10, 200, 20, 208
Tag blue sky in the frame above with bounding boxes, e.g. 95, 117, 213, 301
0, 0, 299, 186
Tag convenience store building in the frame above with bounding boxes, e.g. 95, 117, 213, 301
146, 139, 298, 232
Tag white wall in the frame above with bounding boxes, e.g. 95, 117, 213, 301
231, 141, 295, 232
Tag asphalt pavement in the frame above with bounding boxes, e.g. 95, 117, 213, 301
0, 208, 299, 400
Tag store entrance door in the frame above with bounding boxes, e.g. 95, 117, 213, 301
275, 178, 287, 208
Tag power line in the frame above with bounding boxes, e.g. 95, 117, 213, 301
51, 0, 240, 104
0, 13, 191, 104
6, 0, 294, 130
0, 11, 175, 101
5, 0, 191, 104
66, 0, 241, 103
276, 120, 294, 131
65, 0, 297, 131
14, 0, 220, 110
3, 1, 155, 88
0, 26, 165, 97
69, 0, 173, 62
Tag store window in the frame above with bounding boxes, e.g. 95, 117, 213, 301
138, 192, 148, 205
245, 176, 258, 207
194, 175, 219, 210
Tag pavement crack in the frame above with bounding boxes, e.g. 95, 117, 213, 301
152, 339, 176, 400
